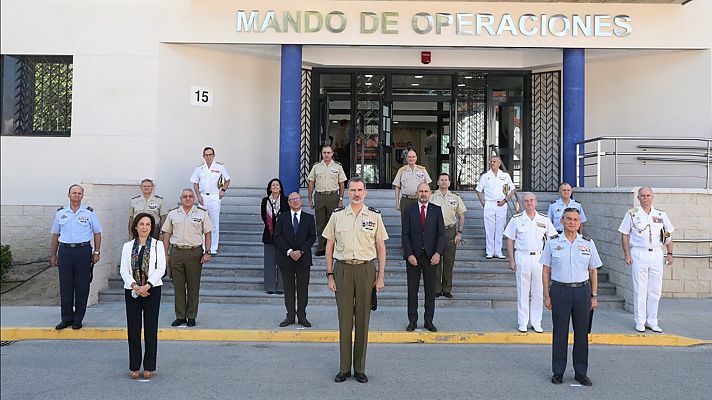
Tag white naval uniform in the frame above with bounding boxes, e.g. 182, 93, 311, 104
475, 169, 514, 257
190, 162, 231, 253
504, 212, 558, 328
547, 198, 588, 233
618, 207, 674, 327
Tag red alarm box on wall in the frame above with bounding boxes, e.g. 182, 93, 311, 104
421, 51, 431, 64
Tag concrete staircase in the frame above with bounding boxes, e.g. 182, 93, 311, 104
99, 188, 624, 308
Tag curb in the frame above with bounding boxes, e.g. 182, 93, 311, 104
2, 328, 709, 347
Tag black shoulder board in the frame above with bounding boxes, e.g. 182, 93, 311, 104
334, 160, 341, 165
154, 195, 163, 199
132, 195, 140, 199
538, 211, 548, 217
197, 205, 207, 211
549, 234, 559, 239
86, 206, 94, 212
367, 206, 381, 214
582, 235, 591, 241
332, 206, 345, 213
56, 206, 65, 211
168, 207, 178, 213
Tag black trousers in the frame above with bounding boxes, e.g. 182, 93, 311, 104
279, 263, 311, 321
57, 245, 92, 323
406, 252, 436, 324
125, 286, 161, 372
550, 282, 592, 376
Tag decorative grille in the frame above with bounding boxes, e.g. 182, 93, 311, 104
300, 69, 312, 187
530, 71, 561, 191
1, 55, 73, 136
455, 73, 487, 189
354, 74, 385, 184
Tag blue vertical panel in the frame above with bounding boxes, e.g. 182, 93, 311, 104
563, 48, 585, 187
279, 45, 303, 194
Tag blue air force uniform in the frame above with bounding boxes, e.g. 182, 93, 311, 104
547, 198, 587, 233
540, 233, 601, 378
51, 205, 103, 324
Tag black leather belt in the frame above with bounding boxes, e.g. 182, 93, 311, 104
553, 280, 589, 288
517, 250, 542, 255
60, 241, 91, 248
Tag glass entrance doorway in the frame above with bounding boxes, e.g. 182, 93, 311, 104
312, 70, 530, 190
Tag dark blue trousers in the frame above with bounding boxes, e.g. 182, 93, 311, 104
550, 282, 591, 376
57, 245, 92, 323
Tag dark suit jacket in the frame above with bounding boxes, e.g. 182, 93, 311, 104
402, 202, 446, 260
274, 210, 317, 268
261, 195, 289, 244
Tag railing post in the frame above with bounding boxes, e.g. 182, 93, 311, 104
576, 142, 580, 186
707, 139, 710, 189
596, 140, 601, 187
614, 138, 619, 187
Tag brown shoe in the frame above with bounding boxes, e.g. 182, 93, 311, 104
129, 371, 140, 379
143, 370, 155, 379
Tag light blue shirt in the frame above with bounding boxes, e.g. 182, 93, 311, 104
539, 233, 602, 283
51, 204, 103, 244
547, 198, 587, 232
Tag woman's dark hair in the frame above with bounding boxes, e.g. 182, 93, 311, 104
266, 178, 284, 196
131, 213, 156, 239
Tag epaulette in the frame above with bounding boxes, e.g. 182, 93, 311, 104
86, 206, 94, 212
538, 211, 548, 217
367, 206, 381, 214
332, 206, 345, 213
154, 195, 163, 199
549, 234, 559, 239
197, 205, 207, 211
656, 208, 665, 213
452, 192, 460, 197
582, 235, 591, 241
168, 207, 178, 213
416, 164, 426, 169
56, 206, 65, 211
628, 207, 638, 214
398, 165, 408, 171
132, 195, 140, 199
513, 212, 523, 218
197, 163, 203, 167
333, 160, 341, 165
216, 161, 224, 165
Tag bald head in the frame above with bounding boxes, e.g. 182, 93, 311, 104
417, 182, 431, 204
287, 192, 302, 211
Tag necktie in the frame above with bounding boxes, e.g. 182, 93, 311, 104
293, 213, 299, 235
421, 205, 426, 226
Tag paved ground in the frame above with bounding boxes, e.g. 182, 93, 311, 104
2, 298, 711, 340
1, 341, 710, 400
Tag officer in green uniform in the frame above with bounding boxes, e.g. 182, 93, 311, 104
308, 144, 347, 256
323, 177, 388, 384
128, 179, 167, 240
161, 188, 213, 327
429, 173, 467, 297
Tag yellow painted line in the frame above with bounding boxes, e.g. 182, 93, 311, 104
2, 328, 709, 347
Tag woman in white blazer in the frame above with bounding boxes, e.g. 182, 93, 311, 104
120, 213, 166, 379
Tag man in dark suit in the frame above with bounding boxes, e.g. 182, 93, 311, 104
274, 192, 317, 327
402, 182, 446, 332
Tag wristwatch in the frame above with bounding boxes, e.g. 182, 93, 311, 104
339, 197, 343, 200
326, 272, 334, 277
93, 251, 101, 255
591, 293, 598, 297
287, 249, 293, 256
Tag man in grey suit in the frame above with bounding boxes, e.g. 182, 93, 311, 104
402, 183, 446, 332
274, 192, 317, 327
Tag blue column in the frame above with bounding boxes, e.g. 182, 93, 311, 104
562, 48, 585, 187
279, 44, 302, 194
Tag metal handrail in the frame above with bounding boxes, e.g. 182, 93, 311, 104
576, 136, 711, 189
669, 239, 712, 259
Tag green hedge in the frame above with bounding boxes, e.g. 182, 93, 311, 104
0, 244, 12, 282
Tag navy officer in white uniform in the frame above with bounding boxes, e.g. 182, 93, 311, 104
191, 146, 230, 255
541, 207, 601, 387
50, 184, 103, 330
547, 182, 587, 234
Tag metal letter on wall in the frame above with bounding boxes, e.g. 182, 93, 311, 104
530, 71, 561, 191
300, 68, 312, 187
454, 73, 487, 189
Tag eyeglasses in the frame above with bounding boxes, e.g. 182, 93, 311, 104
289, 198, 302, 202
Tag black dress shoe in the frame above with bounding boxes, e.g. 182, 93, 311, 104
436, 292, 443, 297
354, 372, 368, 383
279, 318, 295, 327
298, 319, 312, 328
171, 318, 187, 327
406, 322, 416, 332
315, 250, 325, 257
71, 321, 82, 330
551, 374, 563, 384
424, 322, 438, 332
55, 321, 72, 330
266, 291, 275, 295
187, 319, 196, 327
443, 292, 453, 298
276, 291, 284, 295
334, 372, 351, 383
575, 374, 592, 386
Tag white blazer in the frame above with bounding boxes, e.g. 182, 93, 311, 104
120, 240, 166, 289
